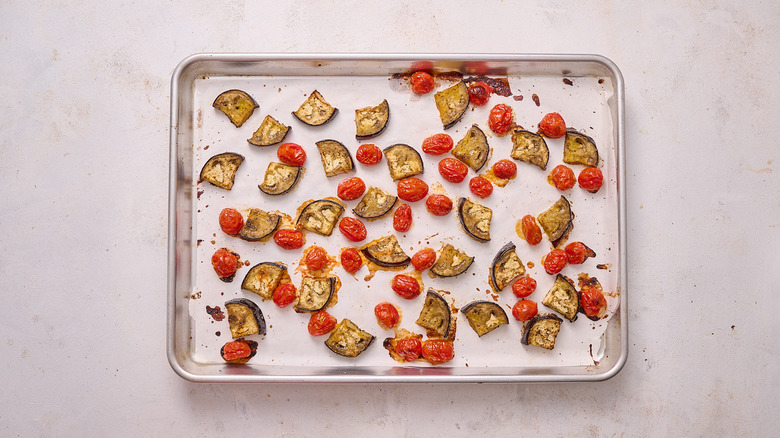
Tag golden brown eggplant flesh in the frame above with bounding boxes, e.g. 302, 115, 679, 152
325, 319, 375, 357
258, 162, 302, 196
457, 198, 492, 242
199, 152, 244, 190
295, 277, 336, 312
352, 186, 397, 219
383, 144, 424, 181
490, 242, 526, 291
238, 208, 281, 241
355, 99, 389, 139
434, 81, 469, 129
241, 262, 287, 299
247, 115, 290, 146
542, 274, 579, 322
521, 313, 563, 350
511, 129, 549, 170
316, 140, 354, 177
430, 243, 474, 277
292, 90, 337, 126
563, 129, 599, 167
225, 298, 266, 338
452, 125, 490, 172
212, 89, 258, 128
361, 235, 411, 268
537, 196, 573, 247
296, 199, 345, 236
461, 301, 508, 337
415, 290, 452, 338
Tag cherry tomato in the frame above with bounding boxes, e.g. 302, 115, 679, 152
492, 159, 517, 180
512, 276, 537, 298
211, 248, 238, 279
338, 217, 367, 242
218, 208, 244, 235
277, 142, 306, 166
411, 248, 436, 271
550, 165, 576, 191
421, 133, 454, 155
578, 167, 604, 193
421, 339, 454, 364
340, 247, 363, 274
543, 249, 568, 274
538, 112, 566, 138
395, 337, 423, 362
337, 177, 366, 201
580, 287, 607, 318
425, 194, 452, 216
565, 241, 595, 264
468, 81, 493, 106
305, 246, 328, 271
374, 302, 400, 329
511, 300, 538, 322
272, 283, 296, 308
520, 215, 542, 246
488, 103, 514, 135
308, 311, 337, 336
410, 71, 434, 94
391, 274, 421, 299
397, 177, 429, 202
222, 340, 253, 362
438, 158, 468, 183
273, 229, 305, 250
393, 204, 413, 232
469, 176, 493, 198
356, 143, 382, 165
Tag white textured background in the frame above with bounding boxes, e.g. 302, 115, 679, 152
1, 1, 778, 436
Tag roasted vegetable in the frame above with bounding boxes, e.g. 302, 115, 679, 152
461, 301, 508, 337
325, 319, 375, 357
415, 290, 452, 338
537, 196, 573, 247
434, 81, 469, 129
511, 129, 549, 170
490, 242, 526, 291
225, 298, 266, 338
295, 276, 336, 313
542, 274, 579, 322
316, 140, 354, 177
199, 152, 244, 190
383, 144, 424, 181
457, 198, 492, 242
521, 313, 563, 350
238, 208, 281, 241
247, 115, 290, 146
355, 99, 389, 139
212, 89, 258, 127
296, 199, 345, 236
563, 129, 599, 167
452, 125, 490, 172
258, 162, 302, 196
361, 235, 411, 268
241, 262, 287, 299
352, 186, 397, 219
292, 90, 337, 126
430, 243, 474, 277
220, 338, 258, 363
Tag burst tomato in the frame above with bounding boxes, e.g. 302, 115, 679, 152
468, 81, 493, 106
538, 112, 566, 138
512, 276, 537, 298
422, 339, 454, 364
273, 229, 305, 250
438, 158, 468, 183
277, 142, 306, 166
488, 103, 514, 135
543, 249, 568, 274
410, 71, 434, 94
550, 165, 576, 190
211, 248, 238, 279
356, 143, 383, 165
411, 248, 436, 271
492, 159, 517, 179
337, 177, 366, 201
391, 274, 421, 299
338, 217, 367, 242
520, 215, 542, 245
272, 283, 296, 308
395, 338, 423, 362
578, 167, 604, 193
565, 241, 595, 264
308, 311, 337, 336
305, 246, 328, 271
393, 204, 413, 232
421, 133, 454, 155
469, 176, 493, 198
374, 302, 400, 329
580, 287, 607, 319
218, 208, 244, 235
397, 178, 429, 202
511, 300, 538, 322
340, 247, 363, 274
221, 340, 253, 362
425, 194, 452, 216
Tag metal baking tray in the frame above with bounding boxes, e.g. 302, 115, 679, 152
168, 53, 626, 382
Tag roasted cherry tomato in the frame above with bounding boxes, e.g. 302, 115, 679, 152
421, 133, 454, 155
580, 287, 607, 319
578, 167, 604, 193
218, 208, 244, 235
211, 248, 239, 279
339, 217, 367, 242
422, 339, 454, 364
221, 340, 253, 362
511, 300, 538, 322
550, 164, 576, 191
410, 71, 434, 94
411, 248, 436, 271
520, 215, 542, 246
395, 337, 423, 362
356, 143, 383, 165
340, 247, 363, 274
468, 81, 493, 106
543, 249, 568, 274
438, 158, 469, 183
512, 276, 537, 298
488, 103, 514, 135
305, 246, 329, 271
374, 302, 400, 329
308, 311, 337, 336
492, 159, 517, 180
538, 112, 566, 138
277, 142, 306, 166
391, 274, 421, 299
272, 283, 296, 308
565, 241, 595, 264
337, 177, 366, 201
469, 176, 493, 198
397, 177, 429, 202
273, 229, 305, 250
425, 194, 452, 216
393, 204, 413, 232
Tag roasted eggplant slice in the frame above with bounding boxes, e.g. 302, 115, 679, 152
457, 198, 492, 242
415, 290, 452, 338
452, 125, 490, 172
434, 81, 469, 129
325, 319, 375, 357
292, 90, 337, 126
542, 274, 579, 322
220, 338, 259, 364
521, 313, 563, 350
258, 162, 302, 195
537, 196, 573, 247
361, 235, 411, 268
241, 262, 287, 299
296, 199, 345, 236
355, 99, 389, 139
490, 242, 526, 291
430, 243, 474, 277
352, 186, 397, 219
461, 301, 508, 337
316, 139, 354, 177
383, 144, 424, 181
247, 115, 290, 146
212, 89, 258, 127
238, 208, 281, 241
199, 152, 244, 190
225, 298, 266, 338
563, 129, 599, 167
295, 277, 336, 312
511, 129, 549, 170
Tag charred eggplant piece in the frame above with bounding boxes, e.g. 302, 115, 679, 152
361, 235, 411, 268
434, 81, 469, 129
316, 140, 354, 177
542, 274, 579, 322
295, 277, 336, 313
452, 125, 490, 172
225, 298, 266, 338
415, 290, 452, 338
457, 198, 492, 242
537, 196, 573, 247
248, 115, 290, 146
490, 242, 526, 291
511, 129, 549, 170
353, 186, 397, 219
220, 338, 259, 364
212, 89, 258, 128
430, 243, 474, 277
292, 90, 337, 126
461, 301, 508, 337
325, 319, 375, 357
563, 129, 599, 167
238, 208, 281, 241
296, 199, 345, 236
355, 99, 389, 139
199, 152, 244, 190
521, 313, 563, 350
383, 144, 424, 181
258, 162, 302, 195
241, 262, 287, 299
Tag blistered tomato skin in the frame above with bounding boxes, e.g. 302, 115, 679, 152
468, 81, 493, 106
374, 302, 400, 329
512, 276, 537, 298
211, 248, 239, 278
488, 103, 514, 135
337, 177, 366, 201
469, 176, 493, 198
340, 247, 363, 274
425, 194, 453, 216
421, 133, 454, 155
521, 215, 542, 246
393, 204, 413, 232
543, 249, 568, 275
410, 71, 434, 94
411, 248, 436, 271
397, 178, 429, 202
565, 242, 593, 264
219, 208, 244, 235
277, 143, 307, 166
578, 167, 604, 193
222, 340, 252, 362
272, 283, 297, 308
492, 159, 517, 180
391, 274, 422, 299
550, 165, 576, 191
395, 338, 423, 362
274, 229, 305, 250
305, 246, 329, 271
308, 311, 337, 336
512, 300, 538, 322
356, 144, 383, 165
338, 217, 367, 242
422, 339, 454, 364
438, 158, 468, 183
580, 287, 607, 318
538, 112, 567, 138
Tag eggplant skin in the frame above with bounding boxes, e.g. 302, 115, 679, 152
225, 298, 266, 338
452, 125, 490, 172
521, 314, 563, 350
434, 81, 469, 129
241, 262, 287, 299
294, 276, 336, 313
293, 90, 338, 126
212, 89, 258, 128
238, 208, 281, 241
361, 235, 411, 268
457, 198, 492, 243
355, 99, 390, 139
258, 162, 302, 196
430, 243, 474, 277
510, 130, 549, 170
296, 199, 345, 236
352, 186, 397, 219
537, 196, 573, 247
199, 152, 244, 190
461, 301, 509, 337
490, 242, 526, 291
563, 129, 599, 167
316, 140, 354, 177
248, 115, 290, 146
325, 319, 375, 357
542, 274, 579, 322
383, 144, 424, 181
415, 290, 452, 338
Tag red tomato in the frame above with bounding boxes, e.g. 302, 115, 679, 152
308, 311, 337, 336
305, 246, 328, 271
272, 283, 296, 308
356, 143, 382, 165
339, 217, 367, 242
520, 215, 542, 246
565, 241, 594, 264
512, 276, 537, 298
391, 274, 421, 299
222, 340, 253, 362
543, 249, 568, 274
374, 302, 400, 329
421, 133, 454, 155
469, 176, 493, 198
538, 112, 566, 138
511, 300, 538, 322
340, 247, 363, 274
488, 103, 514, 135
411, 248, 436, 271
492, 159, 517, 180
395, 337, 423, 362
393, 204, 413, 232
218, 208, 244, 235
468, 81, 493, 106
273, 229, 305, 250
578, 167, 604, 193
580, 287, 607, 318
211, 248, 238, 279
422, 339, 454, 364
397, 178, 429, 202
337, 177, 366, 201
425, 194, 452, 216
438, 158, 469, 183
410, 71, 434, 94
277, 143, 306, 166
550, 165, 576, 191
